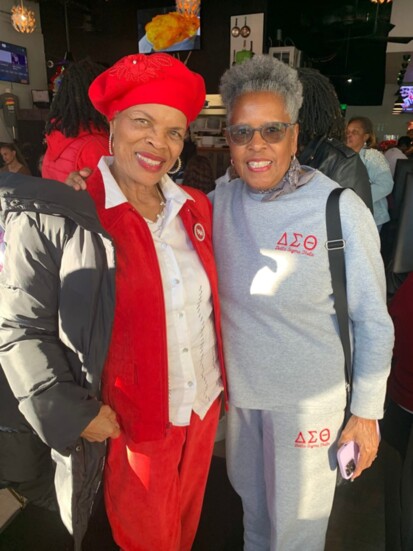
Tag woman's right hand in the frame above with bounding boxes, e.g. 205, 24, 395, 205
338, 415, 379, 480
81, 404, 121, 442
65, 167, 92, 190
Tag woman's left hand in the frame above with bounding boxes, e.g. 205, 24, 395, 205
337, 415, 379, 480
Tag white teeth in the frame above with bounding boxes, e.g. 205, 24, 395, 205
136, 153, 162, 167
248, 161, 272, 168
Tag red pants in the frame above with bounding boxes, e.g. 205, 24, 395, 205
104, 398, 220, 551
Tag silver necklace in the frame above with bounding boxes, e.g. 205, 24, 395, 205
155, 184, 166, 221
147, 185, 167, 235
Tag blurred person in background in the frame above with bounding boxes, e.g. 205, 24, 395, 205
297, 68, 373, 212
173, 133, 197, 182
406, 120, 413, 156
381, 272, 413, 551
0, 143, 31, 175
42, 58, 109, 182
346, 116, 394, 231
37, 152, 45, 176
384, 136, 412, 177
183, 154, 215, 194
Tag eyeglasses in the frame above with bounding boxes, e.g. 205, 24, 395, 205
226, 122, 296, 146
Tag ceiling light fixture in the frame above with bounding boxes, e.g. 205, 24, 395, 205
370, 0, 392, 4
11, 0, 36, 34
175, 0, 201, 16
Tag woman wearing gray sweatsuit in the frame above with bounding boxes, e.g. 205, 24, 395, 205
211, 55, 394, 550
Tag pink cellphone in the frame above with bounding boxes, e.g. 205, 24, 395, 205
337, 420, 381, 480
337, 441, 360, 479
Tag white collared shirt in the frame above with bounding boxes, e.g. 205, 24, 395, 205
98, 157, 222, 425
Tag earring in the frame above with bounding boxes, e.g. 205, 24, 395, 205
108, 132, 114, 155
168, 156, 182, 175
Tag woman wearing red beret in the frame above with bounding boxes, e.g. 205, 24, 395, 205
0, 53, 227, 551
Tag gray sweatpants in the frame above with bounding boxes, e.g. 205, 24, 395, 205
226, 405, 345, 551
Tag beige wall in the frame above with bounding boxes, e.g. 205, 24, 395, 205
388, 0, 413, 53
0, 0, 47, 140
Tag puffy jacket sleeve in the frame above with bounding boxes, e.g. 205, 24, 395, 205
75, 134, 108, 173
0, 211, 101, 454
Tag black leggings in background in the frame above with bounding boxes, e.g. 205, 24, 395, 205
381, 399, 413, 551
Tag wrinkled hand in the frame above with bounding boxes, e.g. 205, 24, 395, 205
65, 167, 92, 191
81, 404, 121, 442
338, 415, 379, 480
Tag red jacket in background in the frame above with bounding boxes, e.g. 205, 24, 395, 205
388, 273, 413, 410
86, 170, 228, 443
42, 127, 109, 183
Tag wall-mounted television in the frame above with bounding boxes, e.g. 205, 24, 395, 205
400, 84, 413, 114
0, 41, 29, 85
137, 5, 201, 54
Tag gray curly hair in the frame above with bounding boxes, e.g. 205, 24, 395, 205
219, 55, 303, 123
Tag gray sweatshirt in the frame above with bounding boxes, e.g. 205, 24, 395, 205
210, 169, 394, 419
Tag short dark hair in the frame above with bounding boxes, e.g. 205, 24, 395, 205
347, 116, 376, 148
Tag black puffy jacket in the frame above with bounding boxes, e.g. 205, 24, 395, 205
298, 135, 373, 213
0, 173, 116, 549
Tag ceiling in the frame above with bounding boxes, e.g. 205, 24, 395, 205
35, 0, 413, 104
386, 51, 412, 84
265, 0, 413, 104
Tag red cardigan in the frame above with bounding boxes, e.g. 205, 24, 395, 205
87, 170, 227, 443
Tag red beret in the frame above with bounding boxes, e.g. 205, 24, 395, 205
88, 53, 206, 124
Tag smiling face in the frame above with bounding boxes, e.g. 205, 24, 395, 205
227, 91, 298, 192
109, 103, 187, 190
345, 121, 369, 153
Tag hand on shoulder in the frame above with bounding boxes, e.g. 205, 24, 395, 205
65, 167, 92, 191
